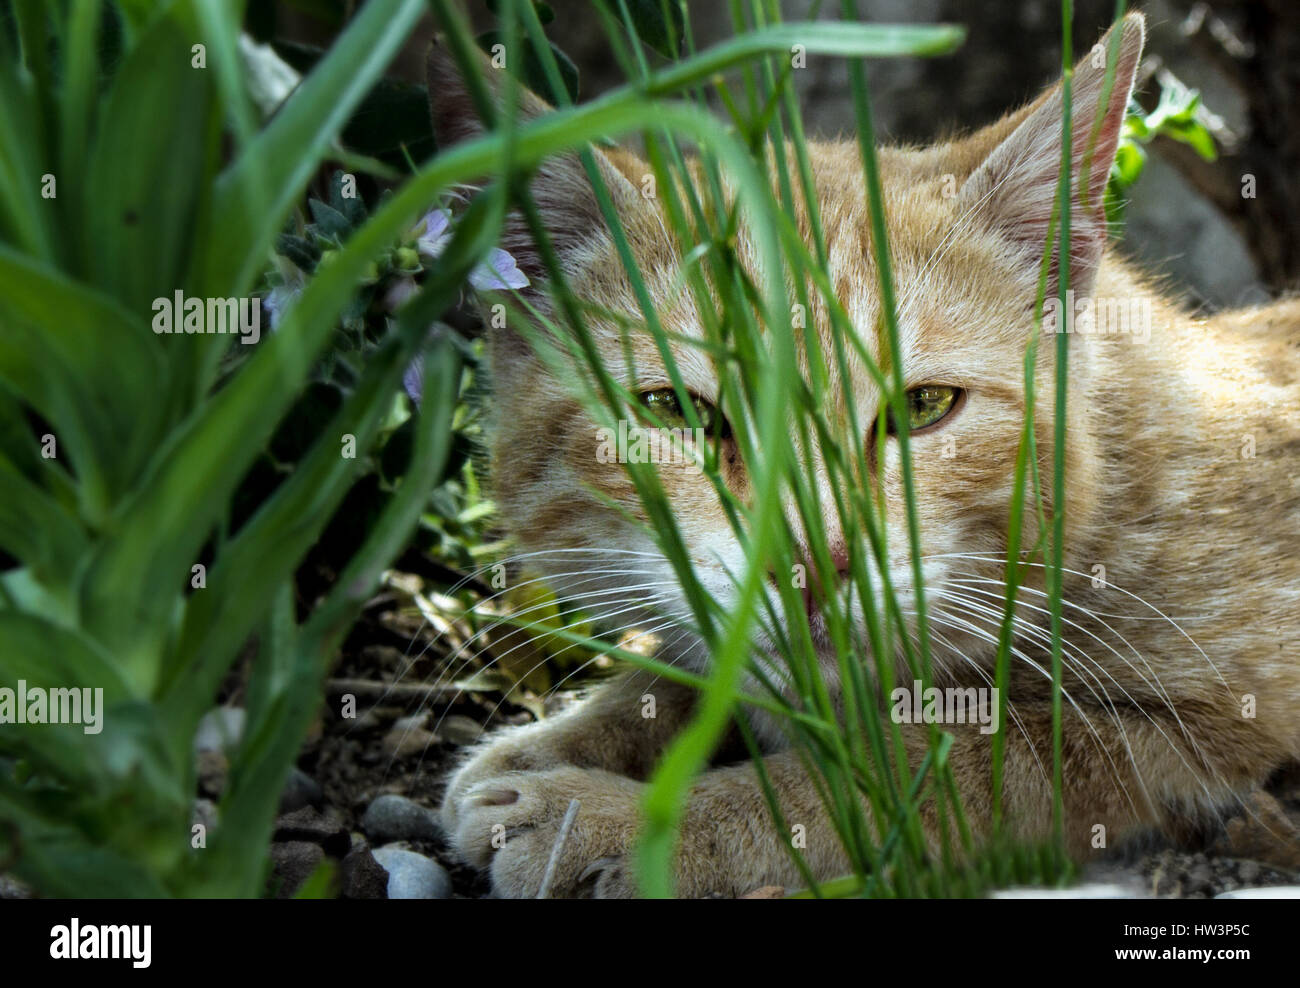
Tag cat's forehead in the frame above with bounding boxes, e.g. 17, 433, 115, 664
793, 143, 1002, 378
588, 138, 1021, 404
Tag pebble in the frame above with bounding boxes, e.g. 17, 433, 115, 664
371, 846, 452, 899
379, 722, 439, 759
361, 793, 442, 844
196, 749, 229, 798
192, 798, 219, 833
0, 874, 33, 899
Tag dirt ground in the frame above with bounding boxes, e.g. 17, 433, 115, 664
268, 569, 1300, 899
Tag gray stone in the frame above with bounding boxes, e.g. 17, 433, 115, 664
381, 721, 438, 759
371, 846, 452, 899
991, 882, 1141, 899
192, 798, 219, 833
438, 714, 485, 746
0, 874, 33, 899
360, 793, 442, 844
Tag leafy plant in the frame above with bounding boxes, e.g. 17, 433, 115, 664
0, 0, 465, 896
1107, 76, 1219, 226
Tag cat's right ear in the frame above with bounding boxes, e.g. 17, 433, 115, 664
426, 42, 644, 290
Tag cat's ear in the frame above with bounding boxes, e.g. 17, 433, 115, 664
959, 13, 1145, 293
426, 42, 647, 290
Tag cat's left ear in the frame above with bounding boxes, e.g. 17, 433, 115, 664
426, 40, 652, 293
960, 13, 1145, 294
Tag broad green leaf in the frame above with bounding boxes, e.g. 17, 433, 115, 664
0, 244, 167, 512
0, 457, 86, 584
84, 11, 215, 314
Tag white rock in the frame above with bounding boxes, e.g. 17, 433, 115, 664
371, 846, 452, 899
991, 882, 1138, 899
1215, 886, 1300, 899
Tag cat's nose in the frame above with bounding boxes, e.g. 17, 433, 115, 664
828, 544, 850, 578
797, 543, 851, 620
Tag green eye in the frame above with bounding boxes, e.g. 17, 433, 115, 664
639, 388, 731, 438
887, 385, 961, 433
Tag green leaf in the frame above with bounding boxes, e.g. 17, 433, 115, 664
275, 232, 321, 273
339, 77, 436, 168
0, 49, 55, 259
0, 457, 86, 584
645, 22, 966, 95
0, 245, 167, 513
0, 611, 131, 701
612, 0, 686, 58
84, 11, 216, 314
1112, 141, 1145, 187
308, 198, 352, 241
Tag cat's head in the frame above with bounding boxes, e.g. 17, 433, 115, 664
428, 14, 1145, 681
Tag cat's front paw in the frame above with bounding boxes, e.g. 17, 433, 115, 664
446, 765, 643, 898
440, 727, 559, 838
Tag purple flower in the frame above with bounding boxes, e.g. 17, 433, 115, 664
263, 256, 305, 331
382, 276, 419, 312
415, 209, 530, 291
416, 208, 454, 257
402, 352, 425, 406
468, 247, 530, 291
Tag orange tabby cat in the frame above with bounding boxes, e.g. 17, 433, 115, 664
428, 12, 1300, 897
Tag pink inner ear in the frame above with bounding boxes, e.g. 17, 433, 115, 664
1070, 49, 1141, 214
966, 18, 1145, 287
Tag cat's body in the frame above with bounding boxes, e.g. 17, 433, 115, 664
429, 13, 1300, 896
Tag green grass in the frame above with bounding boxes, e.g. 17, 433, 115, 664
437, 0, 1137, 897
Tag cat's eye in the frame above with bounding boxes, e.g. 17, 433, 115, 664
638, 388, 731, 439
886, 385, 962, 434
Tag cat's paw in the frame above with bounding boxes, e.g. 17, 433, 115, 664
439, 727, 559, 838
445, 765, 643, 898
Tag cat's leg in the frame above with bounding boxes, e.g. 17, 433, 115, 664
439, 668, 697, 847
446, 703, 1264, 897
443, 744, 847, 898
